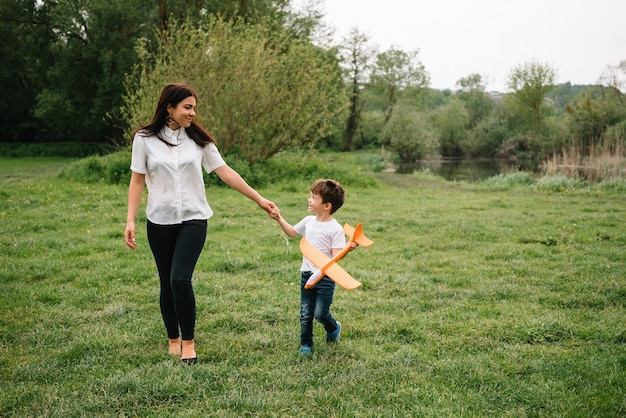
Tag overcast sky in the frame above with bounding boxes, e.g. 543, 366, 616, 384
311, 0, 626, 92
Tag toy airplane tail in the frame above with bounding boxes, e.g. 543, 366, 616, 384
344, 223, 373, 247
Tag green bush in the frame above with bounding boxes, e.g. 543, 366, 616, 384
383, 105, 439, 163
59, 151, 132, 184
534, 174, 589, 192
0, 142, 116, 158
469, 114, 509, 157
481, 171, 536, 190
595, 178, 626, 193
60, 150, 378, 189
355, 153, 387, 173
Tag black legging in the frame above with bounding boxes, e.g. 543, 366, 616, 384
147, 219, 207, 341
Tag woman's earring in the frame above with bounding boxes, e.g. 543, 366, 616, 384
166, 115, 179, 128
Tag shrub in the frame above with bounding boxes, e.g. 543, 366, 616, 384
383, 105, 439, 163
534, 174, 589, 192
0, 142, 116, 158
121, 19, 347, 163
482, 171, 536, 190
596, 178, 626, 193
59, 150, 378, 189
59, 151, 131, 184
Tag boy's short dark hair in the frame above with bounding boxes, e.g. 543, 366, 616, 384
311, 179, 345, 214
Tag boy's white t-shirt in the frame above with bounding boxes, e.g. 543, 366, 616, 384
294, 216, 346, 272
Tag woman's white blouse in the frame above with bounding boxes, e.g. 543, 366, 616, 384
130, 126, 226, 225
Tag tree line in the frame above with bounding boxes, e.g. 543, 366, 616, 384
2, 0, 625, 166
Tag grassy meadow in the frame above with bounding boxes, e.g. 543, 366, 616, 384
0, 155, 625, 417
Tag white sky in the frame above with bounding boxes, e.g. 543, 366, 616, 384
309, 0, 626, 92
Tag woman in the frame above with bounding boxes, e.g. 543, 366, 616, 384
125, 83, 278, 364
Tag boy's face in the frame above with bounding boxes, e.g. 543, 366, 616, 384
307, 192, 329, 215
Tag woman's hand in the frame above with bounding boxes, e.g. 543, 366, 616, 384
125, 221, 137, 250
258, 197, 280, 219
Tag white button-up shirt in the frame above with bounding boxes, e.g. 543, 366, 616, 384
130, 126, 226, 225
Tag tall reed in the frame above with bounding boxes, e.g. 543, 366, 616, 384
542, 133, 626, 181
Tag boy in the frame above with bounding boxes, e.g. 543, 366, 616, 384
274, 179, 355, 355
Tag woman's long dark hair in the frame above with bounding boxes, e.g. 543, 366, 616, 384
137, 83, 215, 147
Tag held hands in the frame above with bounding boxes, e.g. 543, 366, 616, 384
258, 197, 281, 220
270, 208, 281, 221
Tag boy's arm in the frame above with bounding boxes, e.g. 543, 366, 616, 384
275, 214, 299, 238
331, 242, 357, 257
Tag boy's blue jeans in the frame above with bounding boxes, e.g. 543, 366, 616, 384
300, 271, 338, 347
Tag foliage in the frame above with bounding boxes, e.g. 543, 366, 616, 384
121, 19, 347, 164
338, 27, 375, 152
32, 0, 162, 144
0, 142, 115, 158
58, 150, 378, 189
0, 0, 54, 142
550, 82, 599, 110
455, 73, 494, 128
598, 59, 626, 97
565, 86, 626, 152
603, 119, 626, 153
431, 98, 470, 157
1, 158, 625, 416
354, 109, 386, 149
382, 104, 438, 163
0, 0, 299, 144
203, 152, 379, 189
506, 59, 557, 130
58, 151, 133, 185
534, 174, 589, 192
3, 0, 626, 168
467, 105, 510, 157
497, 132, 546, 160
369, 47, 430, 124
480, 171, 536, 190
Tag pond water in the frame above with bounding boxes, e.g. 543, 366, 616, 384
396, 159, 541, 182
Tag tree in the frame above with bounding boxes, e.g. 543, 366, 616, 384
0, 0, 55, 142
338, 27, 375, 151
455, 73, 493, 128
506, 60, 557, 130
0, 0, 295, 144
382, 103, 438, 163
285, 0, 332, 45
470, 103, 510, 157
432, 98, 470, 157
598, 59, 626, 103
32, 0, 158, 144
565, 86, 626, 152
122, 19, 347, 164
369, 47, 430, 124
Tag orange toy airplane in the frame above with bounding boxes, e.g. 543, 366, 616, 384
299, 223, 374, 290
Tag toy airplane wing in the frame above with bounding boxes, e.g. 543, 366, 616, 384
299, 237, 362, 290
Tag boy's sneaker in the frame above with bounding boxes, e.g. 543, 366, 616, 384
298, 345, 313, 355
327, 321, 341, 343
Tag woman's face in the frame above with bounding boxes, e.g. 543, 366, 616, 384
167, 96, 197, 129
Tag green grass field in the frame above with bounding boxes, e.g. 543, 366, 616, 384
1, 156, 624, 417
